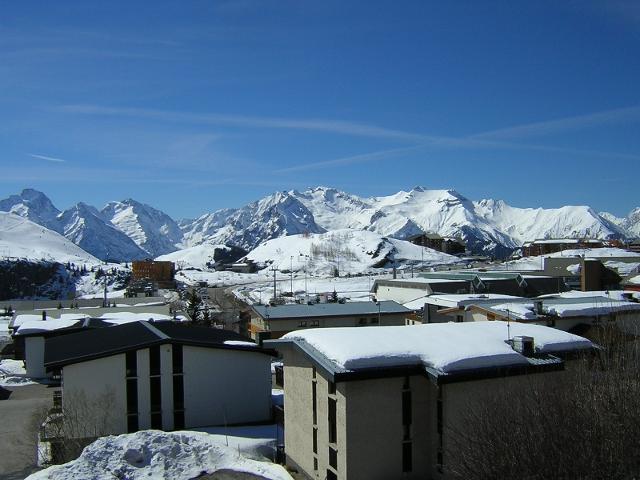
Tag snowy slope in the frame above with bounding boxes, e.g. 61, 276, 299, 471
600, 208, 640, 238
0, 188, 61, 231
245, 229, 461, 275
58, 203, 147, 262
0, 212, 99, 264
157, 243, 247, 270
102, 199, 183, 257
27, 430, 292, 480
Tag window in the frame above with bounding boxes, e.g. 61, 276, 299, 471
151, 412, 162, 429
313, 457, 318, 471
311, 320, 319, 327
298, 320, 307, 327
358, 317, 367, 325
329, 446, 338, 469
327, 470, 337, 480
312, 382, 317, 425
328, 397, 337, 444
402, 391, 412, 427
126, 351, 137, 377
370, 317, 379, 324
173, 375, 184, 411
150, 345, 161, 376
313, 427, 318, 454
127, 414, 138, 433
126, 379, 138, 414
402, 442, 412, 473
328, 381, 336, 395
173, 411, 185, 430
150, 376, 162, 413
172, 344, 183, 374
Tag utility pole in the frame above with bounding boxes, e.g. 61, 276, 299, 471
271, 266, 277, 302
290, 256, 294, 296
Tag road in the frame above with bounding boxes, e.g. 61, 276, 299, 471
0, 383, 54, 479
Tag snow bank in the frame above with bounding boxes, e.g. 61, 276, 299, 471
282, 322, 593, 374
27, 430, 292, 480
15, 318, 81, 335
0, 359, 36, 387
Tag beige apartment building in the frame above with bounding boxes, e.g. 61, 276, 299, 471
267, 322, 594, 480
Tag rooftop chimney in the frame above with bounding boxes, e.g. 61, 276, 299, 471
512, 335, 535, 357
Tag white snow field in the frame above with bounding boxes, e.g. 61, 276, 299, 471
26, 430, 292, 480
0, 358, 36, 387
0, 212, 100, 265
283, 322, 593, 374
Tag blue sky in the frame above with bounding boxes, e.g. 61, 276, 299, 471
0, 0, 639, 219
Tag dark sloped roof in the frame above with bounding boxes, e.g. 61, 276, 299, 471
45, 321, 274, 368
252, 300, 410, 320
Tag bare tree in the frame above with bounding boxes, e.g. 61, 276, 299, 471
447, 328, 640, 479
35, 388, 118, 465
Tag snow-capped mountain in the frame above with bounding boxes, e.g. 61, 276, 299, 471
600, 208, 640, 239
57, 203, 147, 262
182, 191, 324, 250
0, 188, 61, 231
156, 243, 247, 271
0, 186, 633, 262
0, 211, 100, 264
102, 199, 183, 257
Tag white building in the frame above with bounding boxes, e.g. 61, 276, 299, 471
45, 321, 275, 437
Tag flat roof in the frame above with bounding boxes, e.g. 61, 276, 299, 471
268, 322, 593, 383
252, 300, 410, 320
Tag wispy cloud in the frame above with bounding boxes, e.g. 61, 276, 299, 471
28, 153, 66, 163
276, 145, 424, 173
470, 105, 640, 140
57, 104, 444, 143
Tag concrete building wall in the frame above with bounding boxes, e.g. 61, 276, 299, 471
62, 354, 127, 437
137, 348, 151, 430
282, 348, 316, 477
25, 336, 46, 378
375, 285, 430, 304
253, 313, 408, 340
160, 344, 174, 430
183, 346, 271, 427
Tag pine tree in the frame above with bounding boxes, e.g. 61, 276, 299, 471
186, 290, 202, 322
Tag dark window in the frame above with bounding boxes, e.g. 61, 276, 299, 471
328, 381, 336, 395
150, 376, 162, 412
312, 366, 316, 379
437, 394, 443, 435
313, 457, 318, 471
173, 375, 184, 411
329, 446, 338, 469
151, 412, 162, 429
312, 381, 317, 425
328, 397, 337, 444
402, 442, 412, 473
150, 345, 161, 376
402, 376, 410, 390
172, 344, 183, 374
174, 411, 185, 430
126, 351, 137, 377
313, 427, 318, 454
402, 391, 412, 426
327, 469, 337, 480
127, 414, 138, 433
126, 378, 138, 414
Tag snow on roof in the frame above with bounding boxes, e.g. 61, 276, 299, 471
224, 340, 257, 347
98, 312, 174, 324
26, 430, 292, 480
403, 293, 523, 310
282, 322, 592, 374
15, 319, 82, 336
487, 296, 640, 320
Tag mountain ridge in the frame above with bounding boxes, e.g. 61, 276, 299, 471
0, 187, 635, 261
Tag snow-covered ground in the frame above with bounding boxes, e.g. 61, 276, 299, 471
27, 430, 292, 480
0, 359, 36, 387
